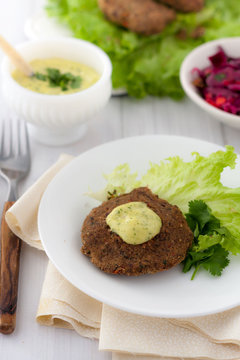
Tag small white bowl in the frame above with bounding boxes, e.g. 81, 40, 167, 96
1, 38, 112, 146
24, 13, 127, 97
180, 37, 240, 129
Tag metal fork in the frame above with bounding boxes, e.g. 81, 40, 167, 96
0, 118, 30, 334
0, 119, 30, 201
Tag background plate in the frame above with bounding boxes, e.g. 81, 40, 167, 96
38, 135, 240, 318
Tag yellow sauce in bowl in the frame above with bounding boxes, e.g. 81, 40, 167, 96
12, 57, 100, 95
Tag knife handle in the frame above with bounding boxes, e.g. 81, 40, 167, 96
0, 201, 21, 334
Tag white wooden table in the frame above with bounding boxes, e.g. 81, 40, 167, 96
1, 1, 240, 359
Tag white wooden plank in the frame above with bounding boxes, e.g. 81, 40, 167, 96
122, 97, 155, 137
221, 125, 240, 153
153, 97, 224, 146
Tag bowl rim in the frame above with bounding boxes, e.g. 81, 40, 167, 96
180, 37, 240, 125
1, 37, 112, 99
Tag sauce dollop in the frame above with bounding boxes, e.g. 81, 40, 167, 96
106, 201, 162, 245
12, 57, 100, 95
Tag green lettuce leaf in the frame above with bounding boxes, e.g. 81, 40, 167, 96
46, 0, 240, 98
102, 146, 240, 254
104, 164, 140, 197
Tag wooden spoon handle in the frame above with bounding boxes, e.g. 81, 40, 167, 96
0, 201, 21, 334
0, 35, 34, 77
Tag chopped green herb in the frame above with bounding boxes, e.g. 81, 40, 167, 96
107, 190, 117, 200
214, 73, 226, 82
35, 72, 47, 81
33, 67, 82, 91
183, 200, 231, 279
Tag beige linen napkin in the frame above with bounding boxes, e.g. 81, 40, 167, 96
100, 306, 240, 359
5, 155, 240, 360
37, 261, 101, 339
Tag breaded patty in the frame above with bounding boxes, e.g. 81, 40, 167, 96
158, 0, 204, 13
81, 187, 193, 276
98, 0, 176, 35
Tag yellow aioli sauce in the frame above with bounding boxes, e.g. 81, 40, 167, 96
12, 57, 100, 95
106, 202, 162, 245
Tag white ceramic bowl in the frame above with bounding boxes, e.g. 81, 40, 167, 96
180, 37, 240, 129
1, 38, 112, 145
24, 13, 127, 97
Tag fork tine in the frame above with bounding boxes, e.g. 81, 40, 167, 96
0, 120, 5, 155
0, 118, 30, 173
16, 119, 21, 156
25, 123, 30, 157
21, 121, 31, 172
8, 119, 14, 157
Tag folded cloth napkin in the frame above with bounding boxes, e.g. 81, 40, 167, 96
5, 155, 240, 360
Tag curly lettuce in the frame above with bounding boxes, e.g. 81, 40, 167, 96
101, 146, 240, 255
46, 0, 240, 98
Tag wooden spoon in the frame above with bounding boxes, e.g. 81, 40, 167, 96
0, 35, 34, 77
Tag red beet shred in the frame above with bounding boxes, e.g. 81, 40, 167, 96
192, 47, 240, 115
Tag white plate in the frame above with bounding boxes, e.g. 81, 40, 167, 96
38, 135, 240, 318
